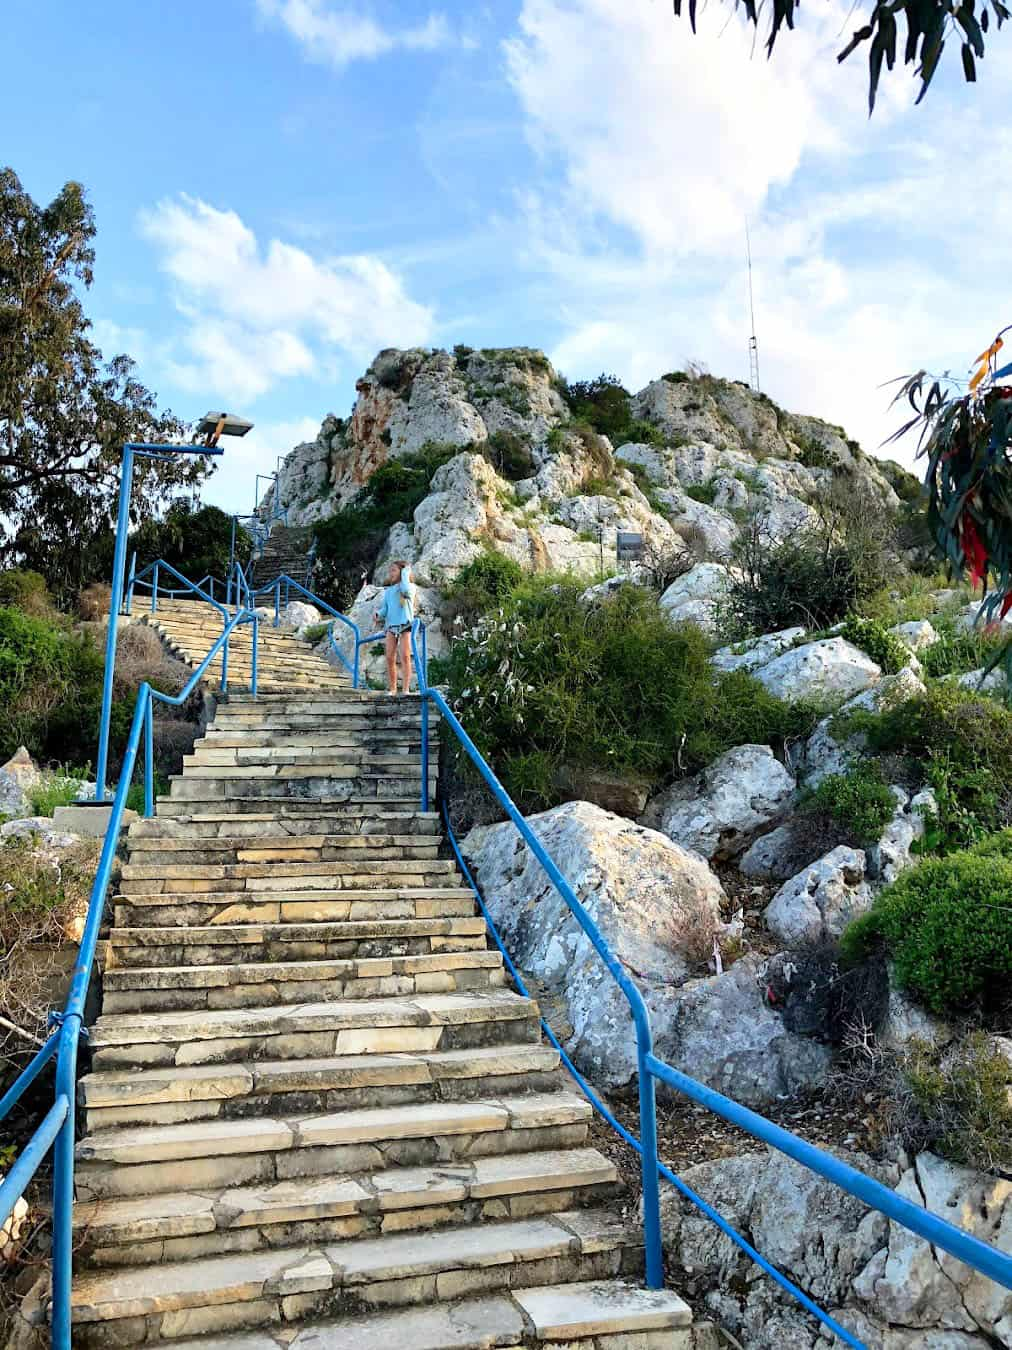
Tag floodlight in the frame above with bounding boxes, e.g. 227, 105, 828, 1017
197, 412, 255, 447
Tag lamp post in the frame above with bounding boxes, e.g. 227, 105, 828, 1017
94, 412, 253, 802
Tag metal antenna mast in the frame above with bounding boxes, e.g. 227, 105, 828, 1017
745, 221, 760, 394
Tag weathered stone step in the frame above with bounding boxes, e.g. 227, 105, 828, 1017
201, 729, 432, 748
188, 746, 429, 767
88, 990, 543, 1069
81, 1043, 561, 1128
105, 916, 488, 968
101, 949, 506, 1014
139, 1283, 700, 1350
124, 834, 442, 865
70, 1210, 634, 1344
155, 794, 425, 818
176, 757, 429, 779
113, 886, 475, 929
130, 809, 440, 837
168, 774, 433, 802
74, 1149, 618, 1267
120, 857, 458, 890
75, 1092, 594, 1202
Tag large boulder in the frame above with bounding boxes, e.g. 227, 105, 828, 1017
711, 627, 806, 675
764, 846, 873, 946
641, 745, 795, 862
462, 801, 726, 1087
753, 638, 881, 704
0, 747, 41, 819
802, 667, 926, 785
655, 957, 833, 1105
659, 563, 731, 634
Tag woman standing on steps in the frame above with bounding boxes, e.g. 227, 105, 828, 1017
375, 560, 416, 695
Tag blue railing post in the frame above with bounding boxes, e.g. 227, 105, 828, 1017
353, 635, 361, 690
143, 690, 154, 818
274, 578, 281, 628
421, 697, 430, 812
638, 1051, 665, 1287
95, 443, 136, 802
125, 551, 136, 617
151, 562, 159, 614
220, 628, 229, 694
51, 1015, 80, 1350
250, 614, 259, 696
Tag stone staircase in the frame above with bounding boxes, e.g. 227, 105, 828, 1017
247, 523, 316, 591
142, 598, 346, 696
69, 627, 704, 1347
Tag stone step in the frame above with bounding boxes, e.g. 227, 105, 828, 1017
81, 1043, 562, 1129
88, 990, 543, 1069
70, 1210, 635, 1345
75, 1092, 594, 1201
124, 835, 443, 864
101, 949, 507, 1014
154, 795, 425, 818
128, 810, 441, 839
188, 746, 429, 766
105, 916, 489, 968
201, 729, 432, 747
168, 773, 432, 800
123, 1284, 700, 1350
112, 886, 475, 929
74, 1149, 618, 1267
119, 857, 458, 891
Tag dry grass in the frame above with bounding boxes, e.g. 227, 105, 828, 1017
113, 624, 190, 698
76, 582, 112, 622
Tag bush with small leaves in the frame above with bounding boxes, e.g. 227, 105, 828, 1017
842, 850, 1012, 1014
801, 763, 897, 846
839, 616, 908, 674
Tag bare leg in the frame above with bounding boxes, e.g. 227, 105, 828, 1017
384, 631, 397, 694
398, 630, 413, 694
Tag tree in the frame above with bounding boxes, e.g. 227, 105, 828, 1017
0, 168, 215, 603
669, 0, 1008, 111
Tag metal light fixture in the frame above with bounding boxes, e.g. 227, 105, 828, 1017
196, 411, 255, 447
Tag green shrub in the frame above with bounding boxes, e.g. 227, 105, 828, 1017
561, 375, 666, 449
439, 578, 812, 811
719, 489, 899, 638
920, 621, 1003, 678
624, 419, 666, 447
839, 616, 908, 674
443, 551, 525, 631
685, 480, 718, 506
842, 851, 1012, 1013
0, 606, 104, 764
801, 764, 896, 845
895, 1034, 1012, 1172
28, 771, 85, 817
483, 430, 535, 481
662, 371, 689, 384
0, 569, 57, 618
859, 681, 1012, 850
129, 502, 240, 587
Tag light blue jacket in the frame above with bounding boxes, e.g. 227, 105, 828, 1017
376, 568, 416, 628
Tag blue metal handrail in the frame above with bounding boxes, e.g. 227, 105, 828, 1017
125, 557, 229, 620
255, 574, 367, 686
406, 619, 1012, 1344
0, 579, 260, 1348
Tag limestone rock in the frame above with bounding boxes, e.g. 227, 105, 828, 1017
890, 619, 940, 653
641, 745, 795, 862
267, 417, 339, 526
765, 845, 873, 946
659, 563, 731, 634
878, 982, 951, 1051
738, 825, 805, 882
854, 1153, 1012, 1340
711, 627, 807, 675
957, 666, 1008, 695
280, 601, 321, 635
868, 788, 935, 886
0, 817, 80, 849
462, 801, 726, 1087
655, 958, 833, 1105
753, 638, 881, 704
802, 667, 926, 785
552, 765, 650, 817
0, 747, 41, 818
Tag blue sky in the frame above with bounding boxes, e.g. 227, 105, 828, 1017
4, 0, 1009, 512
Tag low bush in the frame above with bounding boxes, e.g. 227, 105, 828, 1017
685, 481, 718, 506
27, 771, 85, 817
919, 621, 1004, 679
892, 1035, 1012, 1172
857, 681, 1012, 850
438, 578, 814, 811
483, 430, 535, 481
719, 488, 900, 638
561, 374, 665, 449
841, 850, 1012, 1014
801, 764, 897, 846
0, 606, 104, 765
0, 570, 58, 619
78, 581, 112, 622
839, 616, 908, 674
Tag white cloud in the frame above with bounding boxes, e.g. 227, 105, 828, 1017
504, 0, 1012, 467
200, 415, 322, 514
139, 195, 433, 404
257, 0, 453, 69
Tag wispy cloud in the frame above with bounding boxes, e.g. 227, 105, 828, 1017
138, 194, 434, 403
256, 0, 454, 70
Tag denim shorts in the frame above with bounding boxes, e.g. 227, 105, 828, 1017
386, 622, 411, 637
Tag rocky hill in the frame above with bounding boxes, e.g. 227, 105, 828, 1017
261, 348, 1011, 1348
